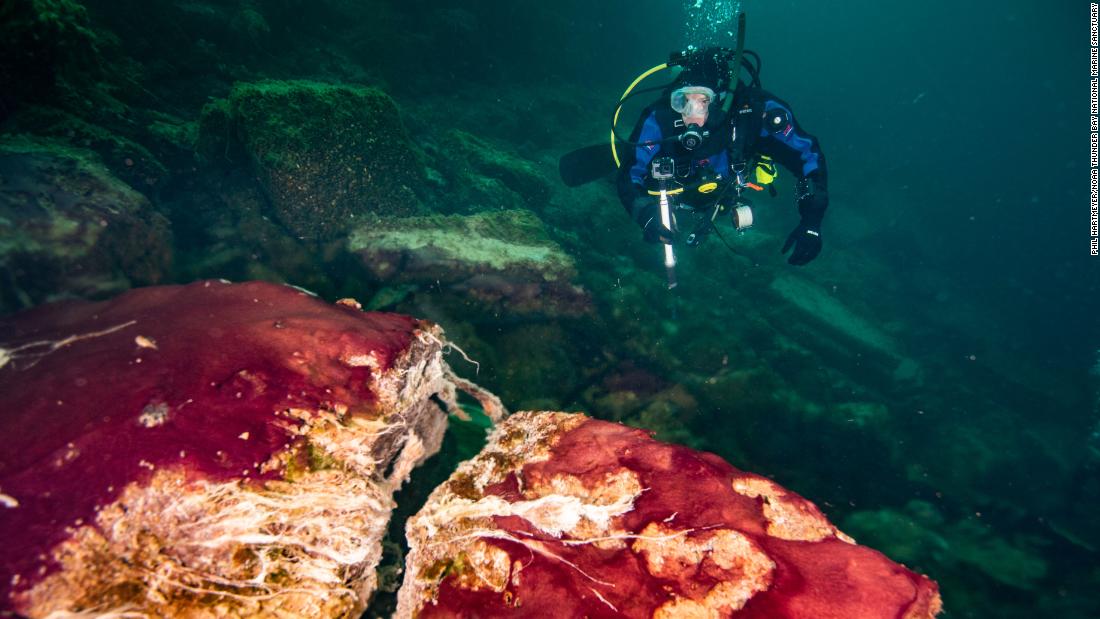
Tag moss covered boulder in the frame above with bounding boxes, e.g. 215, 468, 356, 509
0, 135, 171, 311
198, 80, 425, 240
349, 209, 589, 319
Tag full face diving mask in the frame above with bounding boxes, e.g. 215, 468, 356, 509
670, 86, 716, 118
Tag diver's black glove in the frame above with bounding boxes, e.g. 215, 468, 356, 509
781, 177, 828, 265
631, 197, 675, 245
781, 223, 822, 265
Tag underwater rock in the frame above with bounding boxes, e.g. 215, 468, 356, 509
166, 168, 338, 297
0, 135, 171, 312
768, 273, 899, 358
483, 323, 581, 411
349, 209, 590, 319
431, 129, 552, 213
844, 501, 1049, 591
0, 0, 102, 110
397, 411, 942, 618
195, 97, 242, 165
199, 80, 425, 240
768, 273, 924, 384
7, 107, 171, 191
0, 280, 502, 617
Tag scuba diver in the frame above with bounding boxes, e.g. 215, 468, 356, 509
615, 45, 829, 266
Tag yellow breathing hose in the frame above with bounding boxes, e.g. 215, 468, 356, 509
611, 62, 669, 168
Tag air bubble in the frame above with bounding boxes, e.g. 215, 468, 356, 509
683, 0, 741, 47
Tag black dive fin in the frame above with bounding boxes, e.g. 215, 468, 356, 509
558, 143, 620, 187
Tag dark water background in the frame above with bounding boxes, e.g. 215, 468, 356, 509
1, 0, 1097, 617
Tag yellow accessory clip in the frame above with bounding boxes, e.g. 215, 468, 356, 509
647, 187, 685, 196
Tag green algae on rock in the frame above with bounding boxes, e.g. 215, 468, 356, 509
431, 129, 552, 213
197, 80, 426, 241
348, 209, 590, 318
6, 106, 170, 190
0, 135, 171, 311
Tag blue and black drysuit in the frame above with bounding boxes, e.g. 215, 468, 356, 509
617, 86, 829, 265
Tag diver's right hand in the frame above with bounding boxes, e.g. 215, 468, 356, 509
631, 199, 675, 245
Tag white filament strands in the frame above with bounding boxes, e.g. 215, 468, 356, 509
0, 320, 137, 370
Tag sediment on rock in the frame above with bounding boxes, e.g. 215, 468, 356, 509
349, 209, 591, 320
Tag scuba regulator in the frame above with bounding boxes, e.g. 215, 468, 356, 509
679, 124, 707, 151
